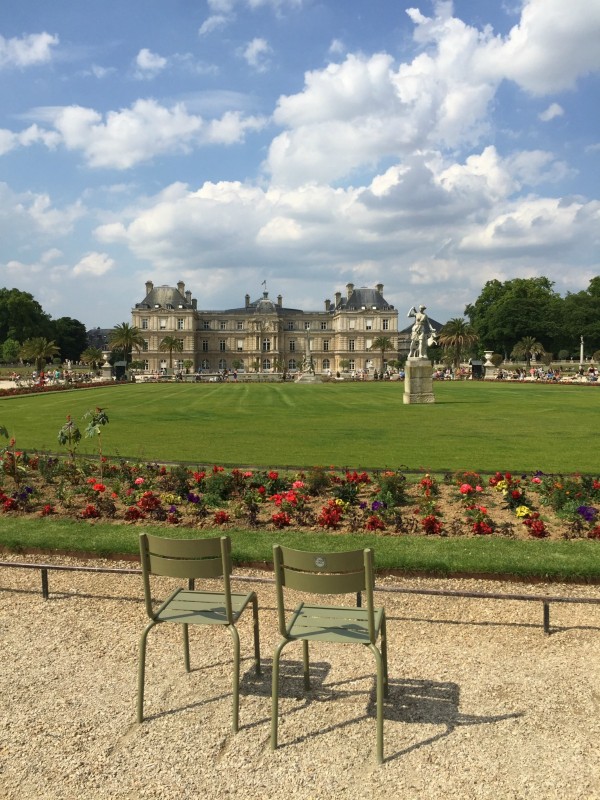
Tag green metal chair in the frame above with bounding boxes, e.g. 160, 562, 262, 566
271, 544, 388, 763
137, 533, 260, 731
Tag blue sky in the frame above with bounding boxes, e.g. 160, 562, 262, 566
1, 0, 599, 329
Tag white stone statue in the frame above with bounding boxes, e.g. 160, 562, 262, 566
407, 304, 436, 359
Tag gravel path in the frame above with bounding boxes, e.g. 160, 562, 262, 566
1, 554, 599, 800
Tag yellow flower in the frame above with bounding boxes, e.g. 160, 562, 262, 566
495, 480, 508, 492
515, 505, 531, 518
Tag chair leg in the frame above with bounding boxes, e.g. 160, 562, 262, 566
251, 594, 261, 675
368, 643, 384, 765
381, 614, 389, 699
137, 620, 157, 723
302, 639, 310, 690
182, 623, 190, 672
271, 638, 288, 750
228, 624, 241, 733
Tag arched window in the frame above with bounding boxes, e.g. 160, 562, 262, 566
218, 359, 227, 370
322, 358, 330, 371
288, 359, 297, 371
201, 359, 209, 370
262, 358, 271, 371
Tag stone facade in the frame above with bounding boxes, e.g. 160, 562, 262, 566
131, 280, 400, 375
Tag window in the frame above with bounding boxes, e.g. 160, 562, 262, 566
304, 322, 311, 330
348, 359, 355, 371
236, 339, 244, 351
262, 358, 271, 371
322, 358, 330, 370
287, 321, 295, 330
201, 359, 209, 370
218, 359, 227, 370
176, 359, 184, 371
323, 340, 329, 351
202, 320, 210, 330
237, 321, 244, 330
382, 319, 389, 330
365, 318, 373, 330
262, 338, 271, 352
289, 339, 296, 351
202, 340, 209, 352
320, 321, 328, 330
141, 319, 148, 330
288, 359, 297, 371
349, 319, 356, 330
143, 360, 149, 371
219, 339, 226, 352
366, 338, 372, 350
220, 321, 227, 330
142, 340, 149, 352
349, 339, 355, 352
177, 318, 184, 330
159, 318, 167, 330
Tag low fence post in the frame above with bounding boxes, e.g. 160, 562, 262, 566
41, 568, 49, 600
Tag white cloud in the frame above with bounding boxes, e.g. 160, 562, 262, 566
199, 15, 231, 35
539, 103, 564, 122
241, 38, 272, 72
134, 48, 168, 79
264, 1, 600, 187
0, 32, 59, 68
489, 0, 600, 95
73, 251, 115, 276
24, 100, 266, 169
328, 39, 345, 56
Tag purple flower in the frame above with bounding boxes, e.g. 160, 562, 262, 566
187, 492, 200, 504
168, 505, 178, 513
577, 505, 598, 523
359, 502, 368, 510
371, 500, 387, 511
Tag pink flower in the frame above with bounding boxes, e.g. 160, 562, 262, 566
459, 484, 474, 495
134, 477, 145, 485
292, 480, 305, 489
532, 476, 542, 484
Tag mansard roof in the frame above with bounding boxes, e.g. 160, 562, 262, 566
336, 286, 394, 312
135, 285, 193, 311
223, 291, 303, 316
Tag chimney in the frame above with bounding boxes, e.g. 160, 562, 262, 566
245, 294, 250, 308
185, 290, 192, 304
192, 299, 197, 310
335, 291, 341, 306
376, 283, 384, 294
277, 294, 282, 307
145, 280, 153, 295
177, 281, 185, 294
346, 283, 354, 299
325, 299, 331, 311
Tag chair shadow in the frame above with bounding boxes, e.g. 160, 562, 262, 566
239, 657, 523, 761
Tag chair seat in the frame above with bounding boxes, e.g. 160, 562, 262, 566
156, 588, 254, 626
286, 602, 385, 644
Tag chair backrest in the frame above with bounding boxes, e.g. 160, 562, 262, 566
273, 544, 377, 643
139, 533, 233, 621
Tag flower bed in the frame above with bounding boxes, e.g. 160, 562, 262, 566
1, 444, 600, 541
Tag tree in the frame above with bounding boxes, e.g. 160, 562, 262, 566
108, 323, 145, 365
465, 277, 561, 356
437, 318, 479, 369
0, 288, 52, 342
370, 336, 394, 371
20, 337, 60, 372
80, 347, 104, 370
51, 317, 88, 363
1, 338, 21, 364
560, 278, 600, 355
158, 336, 184, 370
511, 336, 545, 370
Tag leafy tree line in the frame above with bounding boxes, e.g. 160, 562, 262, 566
0, 287, 88, 365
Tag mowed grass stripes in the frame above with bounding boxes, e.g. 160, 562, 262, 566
1, 380, 598, 473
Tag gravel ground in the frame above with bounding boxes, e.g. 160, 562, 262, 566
1, 554, 599, 800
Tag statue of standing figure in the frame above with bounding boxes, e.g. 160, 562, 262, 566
407, 304, 436, 359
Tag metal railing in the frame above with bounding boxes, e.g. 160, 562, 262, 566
2, 558, 600, 635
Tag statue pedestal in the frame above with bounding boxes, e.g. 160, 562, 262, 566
295, 372, 320, 383
403, 358, 435, 404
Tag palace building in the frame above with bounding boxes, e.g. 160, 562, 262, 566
131, 280, 401, 375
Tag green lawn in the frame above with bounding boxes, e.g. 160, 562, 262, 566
1, 381, 598, 472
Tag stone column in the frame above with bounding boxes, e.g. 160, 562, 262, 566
403, 357, 435, 404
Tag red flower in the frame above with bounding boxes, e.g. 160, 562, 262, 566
271, 511, 291, 529
40, 504, 55, 516
92, 483, 106, 492
80, 504, 100, 519
421, 514, 443, 535
268, 471, 279, 480
365, 515, 385, 531
213, 510, 230, 524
